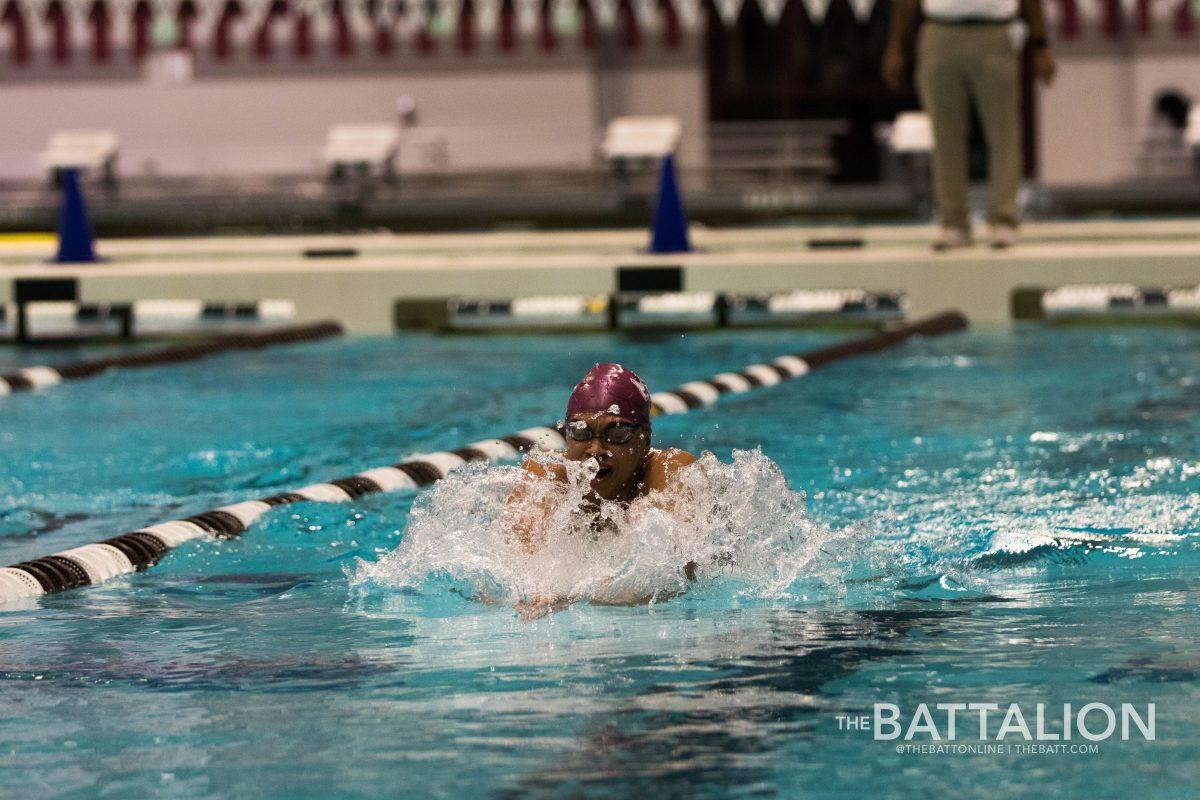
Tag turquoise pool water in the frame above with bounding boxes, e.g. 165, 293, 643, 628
1, 327, 1198, 798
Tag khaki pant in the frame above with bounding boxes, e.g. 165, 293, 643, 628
916, 22, 1021, 231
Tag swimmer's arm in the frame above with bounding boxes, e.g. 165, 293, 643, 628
518, 453, 567, 482
643, 449, 701, 581
505, 455, 567, 553
515, 594, 576, 621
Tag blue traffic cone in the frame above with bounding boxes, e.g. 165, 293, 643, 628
648, 154, 691, 253
55, 168, 97, 263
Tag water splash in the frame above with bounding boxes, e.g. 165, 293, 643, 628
350, 449, 853, 612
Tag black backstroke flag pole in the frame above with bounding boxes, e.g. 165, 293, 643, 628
0, 311, 968, 605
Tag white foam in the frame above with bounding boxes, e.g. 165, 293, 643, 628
351, 450, 842, 612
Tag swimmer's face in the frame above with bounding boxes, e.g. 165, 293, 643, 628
563, 412, 650, 501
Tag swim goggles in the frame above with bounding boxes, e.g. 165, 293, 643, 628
562, 420, 645, 445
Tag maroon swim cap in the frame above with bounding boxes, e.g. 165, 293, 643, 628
566, 363, 652, 427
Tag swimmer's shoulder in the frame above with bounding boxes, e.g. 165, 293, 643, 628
642, 448, 698, 492
651, 448, 698, 470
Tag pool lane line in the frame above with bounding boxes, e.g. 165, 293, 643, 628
0, 425, 568, 604
0, 310, 967, 606
648, 310, 967, 414
0, 321, 344, 397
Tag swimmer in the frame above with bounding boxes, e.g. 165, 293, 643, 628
507, 363, 698, 619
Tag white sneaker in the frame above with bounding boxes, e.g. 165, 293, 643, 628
988, 225, 1018, 249
931, 227, 972, 251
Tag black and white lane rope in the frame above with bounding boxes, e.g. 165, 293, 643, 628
648, 310, 967, 414
0, 311, 967, 605
0, 321, 344, 398
0, 426, 566, 603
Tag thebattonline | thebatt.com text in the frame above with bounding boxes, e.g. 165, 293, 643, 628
835, 703, 1155, 741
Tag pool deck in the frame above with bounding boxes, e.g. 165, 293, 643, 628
2, 219, 1199, 332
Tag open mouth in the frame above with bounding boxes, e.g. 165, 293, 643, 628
592, 466, 614, 484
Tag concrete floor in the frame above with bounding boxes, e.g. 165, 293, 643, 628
2, 219, 1199, 331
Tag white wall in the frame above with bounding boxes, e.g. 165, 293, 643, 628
1038, 36, 1200, 186
0, 68, 601, 179
0, 47, 708, 181
1038, 56, 1134, 185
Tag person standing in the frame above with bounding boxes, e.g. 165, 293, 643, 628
883, 0, 1056, 250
